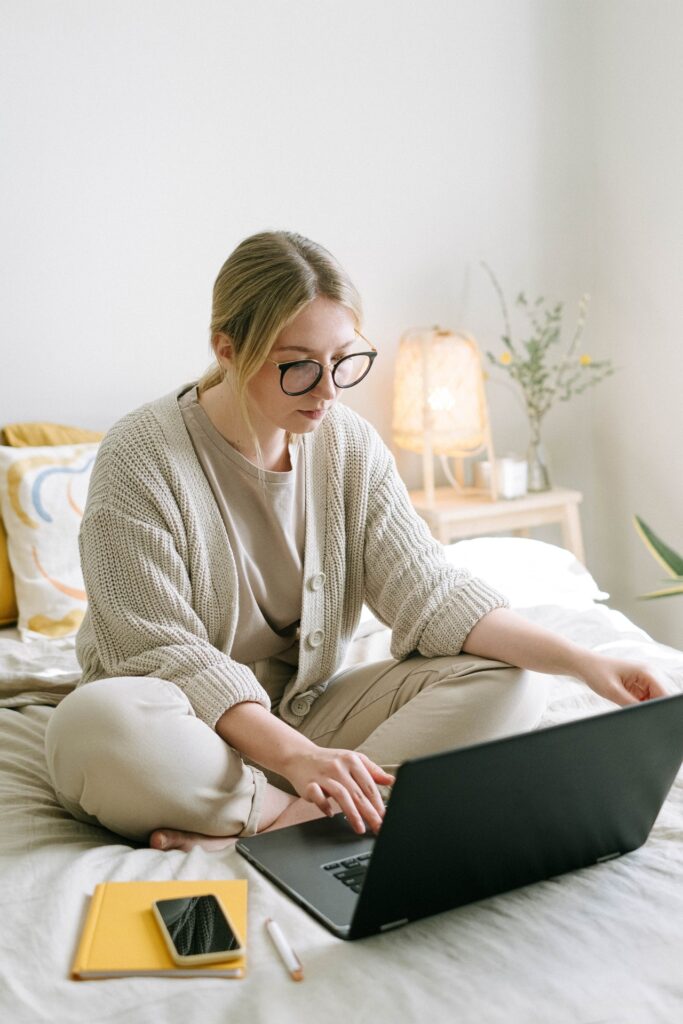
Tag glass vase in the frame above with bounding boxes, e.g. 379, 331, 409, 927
526, 421, 551, 492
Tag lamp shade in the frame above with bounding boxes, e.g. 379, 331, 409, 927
392, 328, 490, 456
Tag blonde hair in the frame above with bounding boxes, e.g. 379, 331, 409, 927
198, 232, 363, 454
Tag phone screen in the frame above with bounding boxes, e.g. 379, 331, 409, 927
154, 895, 241, 957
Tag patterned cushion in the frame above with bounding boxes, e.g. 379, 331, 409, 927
0, 424, 103, 629
0, 443, 99, 639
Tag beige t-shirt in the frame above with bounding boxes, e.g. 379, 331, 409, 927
178, 386, 304, 703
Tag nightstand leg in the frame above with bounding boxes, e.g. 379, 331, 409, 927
437, 523, 451, 544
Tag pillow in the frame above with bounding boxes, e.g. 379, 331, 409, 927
1, 422, 104, 447
442, 536, 608, 610
0, 520, 18, 626
0, 443, 99, 639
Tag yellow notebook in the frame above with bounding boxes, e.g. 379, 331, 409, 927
72, 880, 248, 979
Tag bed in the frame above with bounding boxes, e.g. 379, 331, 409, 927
2, 536, 683, 1024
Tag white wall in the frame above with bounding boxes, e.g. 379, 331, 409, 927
585, 0, 683, 648
1, 0, 561, 439
1, 1, 679, 645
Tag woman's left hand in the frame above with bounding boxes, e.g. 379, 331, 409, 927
579, 654, 670, 707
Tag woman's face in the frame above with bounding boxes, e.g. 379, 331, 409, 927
244, 296, 361, 438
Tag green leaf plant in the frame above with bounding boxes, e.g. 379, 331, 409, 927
633, 516, 683, 599
482, 263, 616, 436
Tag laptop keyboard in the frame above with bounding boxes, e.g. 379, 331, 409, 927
322, 852, 372, 894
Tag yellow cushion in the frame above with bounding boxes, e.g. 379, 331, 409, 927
1, 422, 104, 447
0, 518, 18, 626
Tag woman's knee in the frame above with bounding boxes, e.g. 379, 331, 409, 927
45, 677, 191, 822
424, 657, 548, 741
490, 666, 548, 732
44, 677, 263, 842
47, 677, 186, 768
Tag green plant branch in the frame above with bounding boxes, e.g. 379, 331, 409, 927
482, 266, 616, 433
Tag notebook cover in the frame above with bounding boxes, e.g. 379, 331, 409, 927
71, 879, 247, 979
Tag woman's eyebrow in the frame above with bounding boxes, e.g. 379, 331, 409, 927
272, 339, 357, 356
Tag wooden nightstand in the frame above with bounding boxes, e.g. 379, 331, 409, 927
409, 486, 585, 563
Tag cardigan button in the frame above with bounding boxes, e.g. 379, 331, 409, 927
308, 572, 326, 591
306, 629, 324, 649
291, 690, 316, 716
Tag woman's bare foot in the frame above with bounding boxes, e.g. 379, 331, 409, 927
147, 781, 337, 852
149, 829, 238, 853
148, 797, 328, 851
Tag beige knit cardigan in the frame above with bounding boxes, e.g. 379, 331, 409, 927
75, 384, 508, 729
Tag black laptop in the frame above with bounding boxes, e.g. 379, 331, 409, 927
236, 691, 683, 940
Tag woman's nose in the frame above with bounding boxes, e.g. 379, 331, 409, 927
312, 365, 338, 400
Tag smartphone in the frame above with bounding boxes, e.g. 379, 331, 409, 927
152, 893, 245, 966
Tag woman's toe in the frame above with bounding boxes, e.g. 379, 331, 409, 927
149, 828, 237, 852
149, 829, 177, 850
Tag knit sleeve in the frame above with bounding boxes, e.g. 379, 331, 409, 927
362, 448, 509, 659
76, 506, 270, 728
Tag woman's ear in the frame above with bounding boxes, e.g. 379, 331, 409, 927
212, 331, 234, 370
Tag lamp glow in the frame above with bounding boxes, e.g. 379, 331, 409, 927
392, 327, 496, 506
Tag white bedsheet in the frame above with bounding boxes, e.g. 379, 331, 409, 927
1, 542, 683, 1024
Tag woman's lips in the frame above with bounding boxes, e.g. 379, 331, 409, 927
298, 408, 327, 420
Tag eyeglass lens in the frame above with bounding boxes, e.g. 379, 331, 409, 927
281, 353, 373, 395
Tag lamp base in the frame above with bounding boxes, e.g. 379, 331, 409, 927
439, 455, 498, 503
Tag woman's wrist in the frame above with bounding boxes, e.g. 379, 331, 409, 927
270, 731, 319, 776
563, 646, 606, 684
532, 635, 608, 684
216, 700, 317, 775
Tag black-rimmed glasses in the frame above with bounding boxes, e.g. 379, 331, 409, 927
267, 332, 378, 396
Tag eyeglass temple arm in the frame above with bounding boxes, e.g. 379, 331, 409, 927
355, 330, 377, 352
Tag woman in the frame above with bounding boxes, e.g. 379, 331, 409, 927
45, 231, 667, 850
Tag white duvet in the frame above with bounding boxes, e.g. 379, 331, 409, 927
1, 539, 682, 1024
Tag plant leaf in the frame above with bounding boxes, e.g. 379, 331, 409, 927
633, 515, 683, 577
638, 583, 683, 600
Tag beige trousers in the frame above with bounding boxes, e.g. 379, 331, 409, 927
44, 654, 547, 843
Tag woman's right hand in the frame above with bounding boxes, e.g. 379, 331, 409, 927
281, 746, 395, 835
216, 702, 395, 834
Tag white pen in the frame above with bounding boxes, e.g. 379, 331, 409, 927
265, 917, 304, 981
